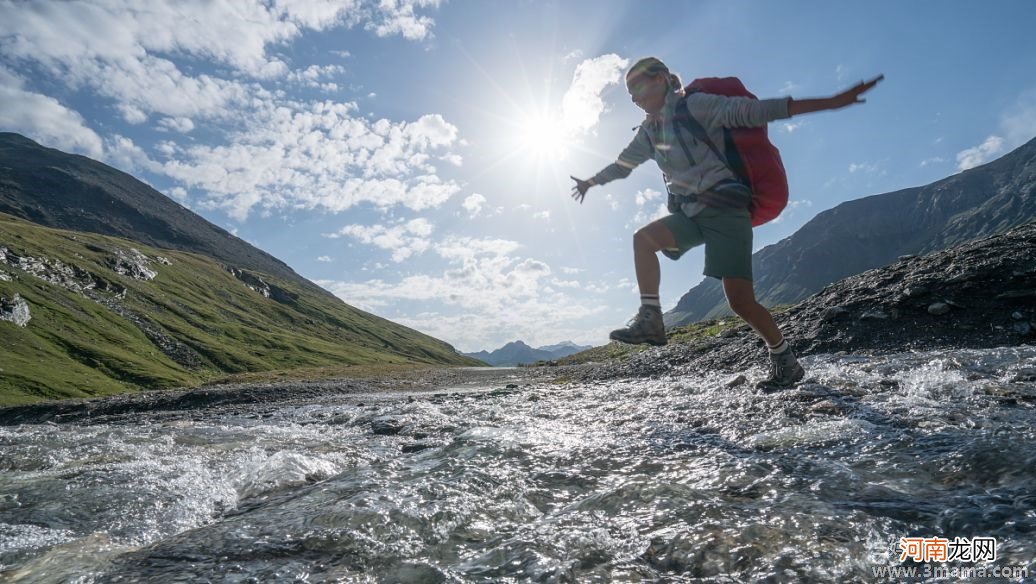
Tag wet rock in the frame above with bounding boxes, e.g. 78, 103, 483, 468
903, 286, 928, 298
1012, 368, 1036, 382
859, 309, 889, 321
371, 416, 407, 435
809, 399, 845, 415
725, 374, 747, 388
820, 306, 849, 321
0, 294, 31, 327
401, 441, 437, 454
108, 248, 157, 281
1012, 312, 1025, 320
1014, 321, 1033, 335
928, 302, 951, 316
898, 254, 916, 261
996, 290, 1036, 300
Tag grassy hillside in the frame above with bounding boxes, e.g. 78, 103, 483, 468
0, 213, 479, 405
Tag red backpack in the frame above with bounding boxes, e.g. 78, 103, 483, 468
674, 77, 789, 227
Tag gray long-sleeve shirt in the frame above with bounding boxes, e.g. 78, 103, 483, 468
592, 88, 790, 217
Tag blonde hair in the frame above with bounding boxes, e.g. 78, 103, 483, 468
627, 57, 682, 90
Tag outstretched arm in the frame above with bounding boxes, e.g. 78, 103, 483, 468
788, 75, 884, 117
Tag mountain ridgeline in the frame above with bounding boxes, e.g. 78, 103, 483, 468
0, 133, 479, 405
463, 341, 593, 367
664, 136, 1036, 327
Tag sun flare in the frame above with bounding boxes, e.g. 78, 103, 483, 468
513, 110, 571, 162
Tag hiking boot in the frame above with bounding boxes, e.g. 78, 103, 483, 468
610, 305, 667, 346
756, 345, 805, 391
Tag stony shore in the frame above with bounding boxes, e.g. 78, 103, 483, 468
2, 221, 1033, 426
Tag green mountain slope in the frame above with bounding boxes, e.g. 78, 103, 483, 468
0, 213, 479, 405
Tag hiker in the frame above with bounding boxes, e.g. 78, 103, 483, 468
571, 57, 882, 390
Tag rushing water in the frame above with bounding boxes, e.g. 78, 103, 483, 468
2, 347, 1035, 583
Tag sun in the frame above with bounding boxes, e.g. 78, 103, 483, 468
512, 109, 572, 163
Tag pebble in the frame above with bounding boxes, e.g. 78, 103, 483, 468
725, 374, 747, 388
821, 306, 849, 321
928, 302, 951, 316
904, 286, 928, 298
860, 309, 889, 321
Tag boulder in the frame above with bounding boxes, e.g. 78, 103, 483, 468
0, 294, 31, 327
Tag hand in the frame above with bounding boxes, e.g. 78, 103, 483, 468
570, 176, 592, 204
829, 74, 884, 109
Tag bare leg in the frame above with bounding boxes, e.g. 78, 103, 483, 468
721, 277, 783, 346
633, 220, 677, 297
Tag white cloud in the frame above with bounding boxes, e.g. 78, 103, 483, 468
848, 162, 880, 174
835, 64, 849, 82
365, 0, 439, 41
919, 156, 945, 167
462, 193, 486, 218
318, 233, 607, 351
532, 210, 551, 221
778, 81, 800, 95
159, 104, 463, 219
952, 88, 1036, 172
317, 255, 333, 262
0, 66, 104, 158
561, 54, 630, 136
956, 135, 1004, 171
0, 0, 442, 135
603, 193, 620, 211
634, 188, 663, 207
325, 218, 434, 262
780, 121, 804, 133
158, 117, 195, 133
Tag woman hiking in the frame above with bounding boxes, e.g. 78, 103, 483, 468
571, 57, 882, 390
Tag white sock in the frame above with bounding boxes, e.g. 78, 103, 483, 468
768, 339, 789, 354
641, 294, 661, 308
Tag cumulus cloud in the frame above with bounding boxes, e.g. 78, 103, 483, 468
365, 0, 439, 41
955, 88, 1036, 172
158, 117, 195, 133
159, 103, 462, 219
317, 234, 607, 350
462, 193, 486, 218
956, 136, 1004, 171
325, 218, 434, 262
317, 255, 333, 262
0, 66, 104, 158
561, 54, 630, 135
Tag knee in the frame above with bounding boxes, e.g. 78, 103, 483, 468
726, 294, 756, 316
633, 228, 659, 252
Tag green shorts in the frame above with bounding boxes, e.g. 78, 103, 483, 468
660, 206, 753, 280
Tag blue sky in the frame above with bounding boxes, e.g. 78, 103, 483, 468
2, 1, 1035, 353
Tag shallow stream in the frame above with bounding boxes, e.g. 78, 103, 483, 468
2, 347, 1035, 582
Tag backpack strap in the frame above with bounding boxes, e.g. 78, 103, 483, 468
674, 93, 750, 186
673, 94, 726, 165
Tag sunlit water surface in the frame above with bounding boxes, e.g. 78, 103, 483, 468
2, 347, 1035, 583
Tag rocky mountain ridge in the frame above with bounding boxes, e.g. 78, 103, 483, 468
464, 340, 594, 366
665, 136, 1036, 327
579, 220, 1036, 381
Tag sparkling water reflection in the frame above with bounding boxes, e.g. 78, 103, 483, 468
2, 347, 1035, 582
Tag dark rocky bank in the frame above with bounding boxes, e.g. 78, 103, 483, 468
578, 219, 1036, 380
